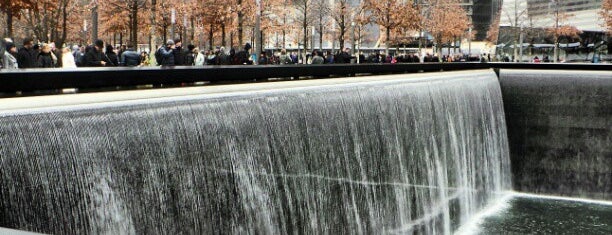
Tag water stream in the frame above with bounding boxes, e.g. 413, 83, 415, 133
0, 71, 511, 234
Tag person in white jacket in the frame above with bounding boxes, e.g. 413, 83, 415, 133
2, 43, 19, 70
194, 48, 205, 66
61, 47, 77, 68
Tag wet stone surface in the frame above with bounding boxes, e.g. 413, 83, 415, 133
479, 196, 612, 234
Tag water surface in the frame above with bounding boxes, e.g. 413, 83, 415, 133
478, 194, 612, 234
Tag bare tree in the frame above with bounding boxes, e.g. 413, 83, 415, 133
99, 0, 147, 47
486, 7, 502, 45
0, 0, 35, 38
91, 0, 98, 40
150, 0, 157, 52
23, 0, 76, 44
293, 0, 313, 61
237, 0, 245, 46
548, 1, 581, 62
311, 0, 329, 51
367, 0, 419, 54
600, 0, 612, 34
500, 0, 529, 61
330, 0, 351, 51
425, 0, 469, 60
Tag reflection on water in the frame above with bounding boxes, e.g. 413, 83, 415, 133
478, 194, 612, 234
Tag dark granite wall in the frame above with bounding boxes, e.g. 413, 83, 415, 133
0, 71, 510, 234
500, 69, 612, 200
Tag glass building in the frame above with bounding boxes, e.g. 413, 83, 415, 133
416, 0, 504, 41
472, 0, 504, 40
526, 0, 602, 17
498, 0, 604, 32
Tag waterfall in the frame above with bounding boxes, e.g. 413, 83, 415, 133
0, 70, 511, 234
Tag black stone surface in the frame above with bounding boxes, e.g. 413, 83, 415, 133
1, 63, 611, 94
0, 63, 492, 93
500, 69, 612, 200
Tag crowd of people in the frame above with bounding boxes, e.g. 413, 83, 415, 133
154, 39, 255, 66
1, 38, 157, 69
0, 38, 264, 69
1, 37, 502, 70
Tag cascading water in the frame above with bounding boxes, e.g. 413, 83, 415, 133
0, 70, 511, 234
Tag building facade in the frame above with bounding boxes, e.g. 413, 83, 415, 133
527, 0, 602, 17
500, 0, 605, 32
472, 0, 504, 40
416, 0, 503, 41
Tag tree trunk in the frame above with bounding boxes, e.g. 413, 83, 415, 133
60, 0, 68, 47
553, 36, 559, 63
162, 26, 167, 45
130, 1, 138, 47
128, 14, 133, 44
339, 25, 345, 51
282, 7, 287, 49
512, 28, 518, 62
51, 3, 61, 44
237, 0, 243, 46
42, 7, 50, 42
182, 16, 187, 45
260, 30, 264, 53
303, 24, 308, 62
150, 0, 157, 53
386, 27, 391, 55
222, 24, 226, 47
148, 34, 151, 54
303, 7, 308, 63
209, 24, 214, 49
251, 29, 255, 48
190, 16, 195, 43
254, 3, 262, 58
91, 2, 98, 40
319, 23, 323, 51
282, 30, 286, 49
6, 9, 13, 39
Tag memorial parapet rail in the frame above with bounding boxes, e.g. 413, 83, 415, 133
0, 63, 610, 94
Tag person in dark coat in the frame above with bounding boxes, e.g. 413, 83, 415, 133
217, 47, 230, 65
120, 44, 141, 66
17, 38, 37, 68
339, 48, 352, 64
184, 44, 196, 66
157, 40, 175, 66
37, 43, 56, 68
258, 52, 268, 65
235, 43, 253, 65
229, 48, 238, 65
74, 46, 86, 67
84, 39, 108, 67
173, 39, 185, 65
105, 45, 119, 66
310, 50, 324, 64
32, 44, 41, 61
204, 49, 216, 65
117, 45, 127, 59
